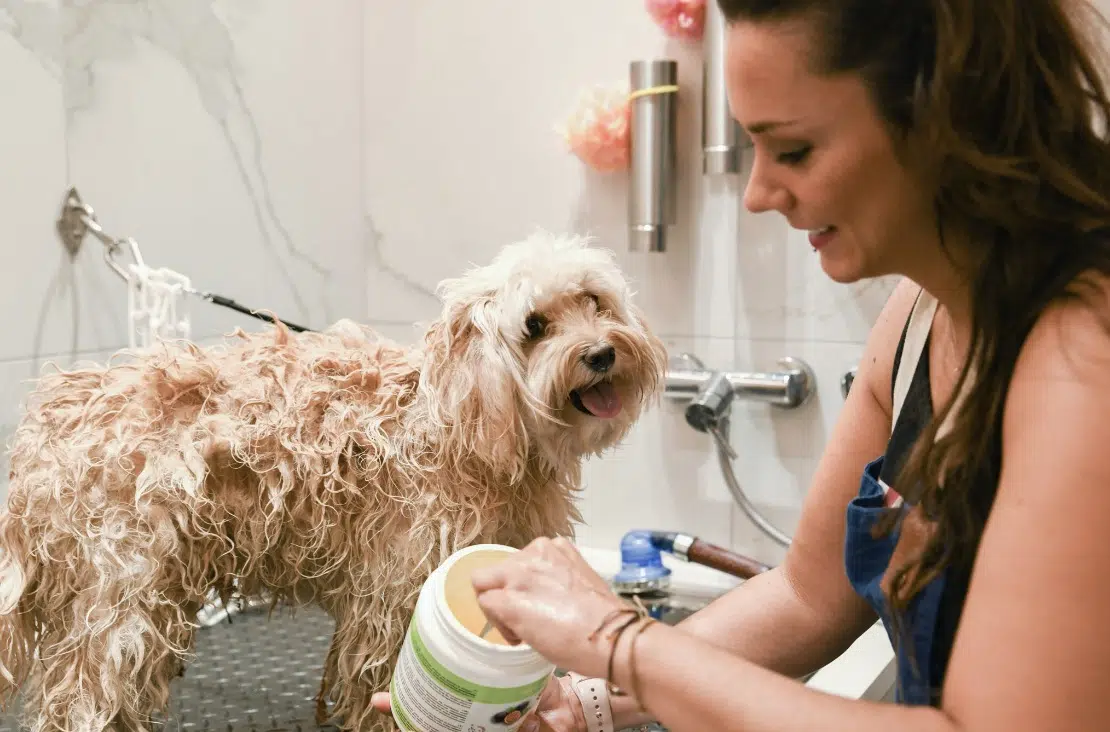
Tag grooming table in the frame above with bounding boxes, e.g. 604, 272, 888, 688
0, 605, 340, 731
0, 605, 671, 732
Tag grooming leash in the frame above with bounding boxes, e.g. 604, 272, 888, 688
56, 187, 317, 336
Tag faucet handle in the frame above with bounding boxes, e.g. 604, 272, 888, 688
841, 366, 857, 400
684, 372, 735, 432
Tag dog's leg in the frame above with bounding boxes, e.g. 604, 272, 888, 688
321, 599, 411, 732
315, 637, 339, 726
24, 597, 194, 732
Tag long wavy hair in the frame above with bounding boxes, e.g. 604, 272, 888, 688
717, 0, 1110, 665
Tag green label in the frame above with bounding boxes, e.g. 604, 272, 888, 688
408, 622, 548, 704
390, 682, 416, 731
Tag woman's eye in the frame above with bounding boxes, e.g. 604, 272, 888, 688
524, 313, 547, 339
777, 145, 812, 165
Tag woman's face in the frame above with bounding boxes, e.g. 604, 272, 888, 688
724, 18, 937, 283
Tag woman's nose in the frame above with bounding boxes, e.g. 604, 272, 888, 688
743, 156, 791, 214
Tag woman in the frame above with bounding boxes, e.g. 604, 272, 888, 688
375, 0, 1110, 728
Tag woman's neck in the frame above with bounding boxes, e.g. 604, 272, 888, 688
901, 219, 977, 358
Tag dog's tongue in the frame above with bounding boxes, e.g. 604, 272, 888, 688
579, 382, 622, 418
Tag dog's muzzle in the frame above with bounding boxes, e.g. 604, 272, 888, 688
568, 343, 623, 418
582, 344, 616, 374
569, 381, 622, 419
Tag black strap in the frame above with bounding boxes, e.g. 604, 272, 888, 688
880, 291, 933, 489
202, 293, 314, 333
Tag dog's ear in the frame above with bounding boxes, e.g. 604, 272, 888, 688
627, 300, 669, 396
420, 290, 530, 483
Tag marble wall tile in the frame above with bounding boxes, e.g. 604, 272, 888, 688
61, 0, 366, 343
362, 0, 710, 338
0, 0, 74, 365
2, 0, 900, 562
1, 0, 368, 496
358, 0, 889, 554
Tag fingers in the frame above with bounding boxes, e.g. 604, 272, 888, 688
527, 535, 577, 565
476, 588, 522, 645
549, 536, 596, 576
370, 692, 391, 713
546, 536, 612, 595
472, 552, 555, 592
470, 562, 510, 592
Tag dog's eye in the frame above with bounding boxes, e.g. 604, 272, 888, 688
524, 313, 547, 339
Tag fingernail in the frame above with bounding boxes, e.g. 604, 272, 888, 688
523, 722, 539, 732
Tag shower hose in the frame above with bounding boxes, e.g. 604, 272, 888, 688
715, 416, 793, 548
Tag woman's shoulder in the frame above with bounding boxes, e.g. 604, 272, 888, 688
942, 268, 1110, 730
1000, 268, 1110, 493
1007, 270, 1110, 417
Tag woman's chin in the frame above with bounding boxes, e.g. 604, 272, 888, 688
818, 252, 865, 284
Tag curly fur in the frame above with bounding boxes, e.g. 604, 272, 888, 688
0, 232, 667, 731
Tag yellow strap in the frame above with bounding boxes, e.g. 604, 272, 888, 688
627, 84, 679, 101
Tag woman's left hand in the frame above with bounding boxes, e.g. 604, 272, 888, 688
471, 536, 640, 679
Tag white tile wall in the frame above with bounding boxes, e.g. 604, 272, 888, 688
0, 0, 907, 570
358, 1, 897, 567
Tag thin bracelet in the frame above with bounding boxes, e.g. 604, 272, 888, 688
625, 616, 658, 703
605, 614, 642, 690
587, 600, 649, 698
605, 615, 656, 707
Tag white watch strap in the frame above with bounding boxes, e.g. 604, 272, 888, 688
568, 673, 615, 732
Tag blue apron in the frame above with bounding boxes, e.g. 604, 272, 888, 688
845, 456, 948, 706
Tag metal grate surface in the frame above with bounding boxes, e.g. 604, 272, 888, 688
0, 605, 670, 732
0, 605, 340, 732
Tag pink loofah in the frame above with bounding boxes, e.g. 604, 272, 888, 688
557, 85, 631, 173
645, 0, 706, 41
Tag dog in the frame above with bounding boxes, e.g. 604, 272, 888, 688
0, 231, 666, 731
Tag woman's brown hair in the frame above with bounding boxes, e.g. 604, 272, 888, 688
718, 0, 1110, 687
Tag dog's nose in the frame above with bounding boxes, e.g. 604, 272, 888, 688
583, 344, 616, 373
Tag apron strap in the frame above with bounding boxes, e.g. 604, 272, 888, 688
892, 289, 938, 432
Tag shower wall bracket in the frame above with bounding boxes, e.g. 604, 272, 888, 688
56, 187, 95, 257
702, 0, 750, 175
628, 59, 678, 252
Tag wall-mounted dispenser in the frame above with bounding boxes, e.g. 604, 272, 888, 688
628, 59, 678, 252
702, 0, 749, 174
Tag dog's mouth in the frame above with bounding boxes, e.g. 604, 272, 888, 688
569, 381, 622, 419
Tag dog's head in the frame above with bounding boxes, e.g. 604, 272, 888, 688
420, 232, 667, 480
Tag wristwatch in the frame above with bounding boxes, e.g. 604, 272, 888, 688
567, 673, 615, 732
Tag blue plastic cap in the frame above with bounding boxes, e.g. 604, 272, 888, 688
613, 530, 671, 587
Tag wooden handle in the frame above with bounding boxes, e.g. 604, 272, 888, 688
687, 539, 772, 580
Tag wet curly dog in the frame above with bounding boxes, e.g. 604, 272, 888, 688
0, 232, 667, 731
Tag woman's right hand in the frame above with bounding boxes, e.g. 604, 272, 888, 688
370, 674, 588, 732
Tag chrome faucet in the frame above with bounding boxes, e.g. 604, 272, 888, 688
664, 352, 815, 409
841, 367, 857, 399
683, 368, 739, 459
665, 353, 812, 548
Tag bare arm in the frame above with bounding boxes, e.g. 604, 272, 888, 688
938, 293, 1110, 729
607, 278, 920, 727
370, 280, 917, 729
602, 288, 1110, 732
608, 618, 951, 732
